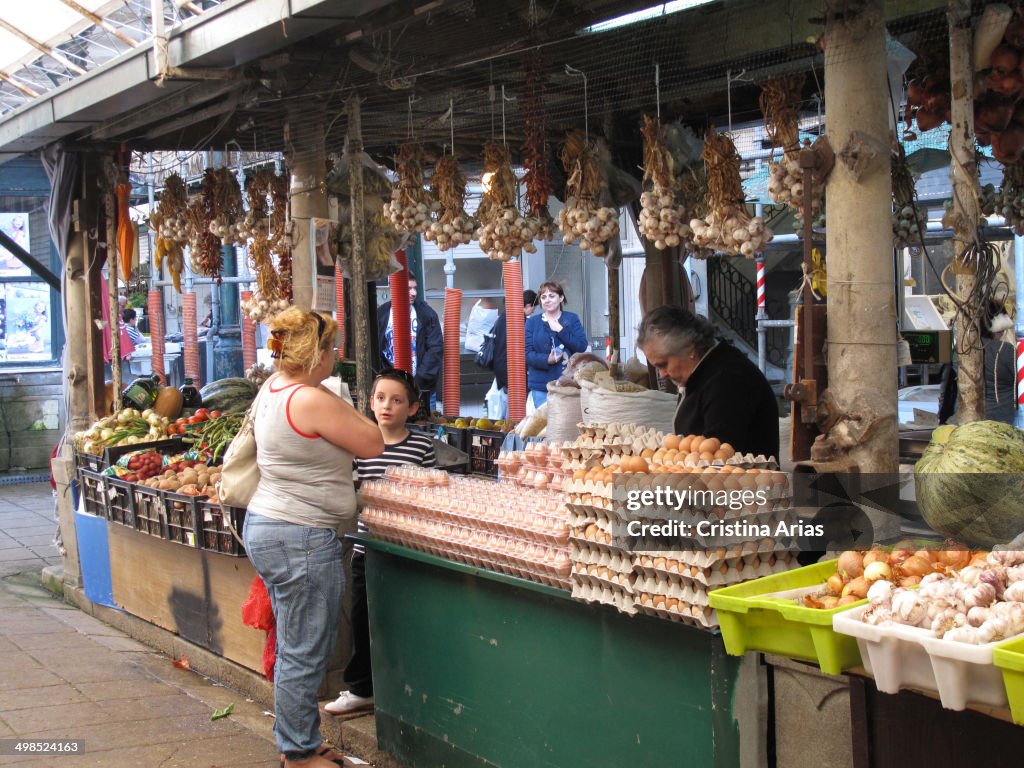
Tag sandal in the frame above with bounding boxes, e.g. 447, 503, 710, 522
280, 745, 346, 767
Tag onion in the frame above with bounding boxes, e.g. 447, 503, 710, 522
837, 551, 864, 579
992, 125, 1024, 164
900, 575, 923, 587
989, 71, 1023, 97
898, 554, 935, 578
915, 107, 942, 132
864, 561, 893, 582
842, 576, 870, 600
906, 79, 927, 107
990, 44, 1020, 77
827, 573, 846, 595
976, 94, 1015, 131
863, 549, 889, 567
937, 547, 971, 571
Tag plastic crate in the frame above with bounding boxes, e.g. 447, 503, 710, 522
164, 491, 201, 547
131, 485, 167, 538
834, 604, 1021, 710
411, 423, 470, 454
469, 428, 507, 477
78, 469, 107, 518
706, 559, 864, 676
993, 636, 1024, 725
198, 501, 246, 556
104, 437, 185, 468
74, 450, 104, 472
103, 476, 135, 527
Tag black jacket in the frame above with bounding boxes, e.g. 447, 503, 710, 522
491, 312, 509, 390
674, 342, 780, 460
377, 299, 444, 391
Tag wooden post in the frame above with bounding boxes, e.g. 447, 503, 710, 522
106, 180, 121, 399
66, 166, 91, 431
823, 0, 898, 473
84, 169, 108, 420
607, 263, 620, 364
347, 94, 373, 414
949, 0, 984, 422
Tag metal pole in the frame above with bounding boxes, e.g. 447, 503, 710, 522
756, 254, 767, 373
1015, 235, 1024, 429
348, 94, 373, 413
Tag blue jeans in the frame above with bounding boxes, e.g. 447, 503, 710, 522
530, 390, 548, 408
243, 513, 344, 759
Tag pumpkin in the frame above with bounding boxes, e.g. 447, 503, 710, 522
915, 420, 1024, 547
153, 386, 184, 419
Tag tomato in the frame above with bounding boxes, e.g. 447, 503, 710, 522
195, 408, 209, 418
209, 410, 222, 419
188, 415, 203, 425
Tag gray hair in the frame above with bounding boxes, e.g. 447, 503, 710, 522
636, 305, 717, 358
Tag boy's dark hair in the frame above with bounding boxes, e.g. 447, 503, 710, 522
121, 308, 137, 323
523, 289, 538, 307
373, 368, 419, 404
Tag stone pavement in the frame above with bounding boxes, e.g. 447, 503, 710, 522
0, 481, 282, 767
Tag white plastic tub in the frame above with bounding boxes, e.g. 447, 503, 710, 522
833, 605, 1019, 710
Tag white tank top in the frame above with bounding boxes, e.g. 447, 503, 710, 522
247, 376, 356, 528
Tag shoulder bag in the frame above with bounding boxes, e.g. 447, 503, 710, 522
217, 380, 269, 509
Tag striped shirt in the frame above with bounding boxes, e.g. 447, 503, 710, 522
353, 431, 436, 553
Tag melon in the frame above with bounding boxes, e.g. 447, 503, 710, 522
915, 420, 1024, 547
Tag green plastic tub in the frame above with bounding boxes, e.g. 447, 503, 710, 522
993, 636, 1024, 725
708, 559, 864, 675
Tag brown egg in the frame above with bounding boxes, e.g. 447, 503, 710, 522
573, 469, 586, 480
664, 435, 681, 451
653, 448, 666, 463
686, 451, 701, 464
699, 451, 715, 461
641, 448, 655, 459
698, 437, 721, 454
633, 457, 649, 474
676, 435, 693, 452
719, 443, 735, 459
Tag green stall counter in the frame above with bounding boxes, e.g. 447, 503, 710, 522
361, 538, 755, 768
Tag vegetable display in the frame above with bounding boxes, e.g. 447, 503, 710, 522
149, 173, 188, 293
475, 141, 536, 261
424, 154, 476, 251
638, 114, 692, 250
557, 131, 620, 259
384, 142, 439, 234
73, 408, 172, 456
915, 421, 1024, 547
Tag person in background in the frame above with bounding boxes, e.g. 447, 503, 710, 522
525, 281, 588, 409
488, 290, 537, 417
121, 308, 145, 346
377, 276, 443, 410
325, 369, 436, 716
637, 305, 779, 459
243, 308, 384, 768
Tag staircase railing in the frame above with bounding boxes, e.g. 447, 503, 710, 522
706, 258, 788, 370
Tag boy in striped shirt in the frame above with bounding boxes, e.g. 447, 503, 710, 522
325, 369, 435, 715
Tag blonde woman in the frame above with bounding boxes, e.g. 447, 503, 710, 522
244, 307, 383, 768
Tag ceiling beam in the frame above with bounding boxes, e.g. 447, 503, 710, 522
0, 72, 40, 99
0, 18, 88, 76
57, 0, 140, 48
91, 80, 245, 140
143, 93, 239, 139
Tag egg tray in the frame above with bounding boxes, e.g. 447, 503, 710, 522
659, 552, 799, 589
567, 504, 614, 528
634, 573, 712, 605
634, 599, 718, 628
567, 496, 614, 514
635, 538, 792, 570
569, 543, 635, 573
569, 528, 632, 552
571, 564, 636, 593
366, 523, 571, 583
575, 423, 661, 441
571, 581, 638, 615
368, 499, 568, 545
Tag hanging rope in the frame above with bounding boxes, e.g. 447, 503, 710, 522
565, 65, 588, 140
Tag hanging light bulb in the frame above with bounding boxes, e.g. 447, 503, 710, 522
481, 171, 494, 193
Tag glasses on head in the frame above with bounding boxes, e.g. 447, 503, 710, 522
374, 368, 419, 395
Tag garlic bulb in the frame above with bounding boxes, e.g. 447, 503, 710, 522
690, 206, 772, 258
557, 197, 620, 258
891, 203, 927, 250
767, 155, 823, 222
242, 292, 290, 324
638, 187, 691, 250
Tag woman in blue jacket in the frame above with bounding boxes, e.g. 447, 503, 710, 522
525, 281, 589, 408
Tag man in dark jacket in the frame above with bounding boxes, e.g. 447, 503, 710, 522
377, 276, 443, 407
491, 289, 537, 391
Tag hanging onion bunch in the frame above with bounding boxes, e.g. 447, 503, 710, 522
557, 131, 620, 258
149, 173, 188, 292
475, 141, 535, 261
185, 169, 223, 278
638, 114, 691, 250
690, 128, 772, 257
521, 53, 557, 242
207, 167, 246, 246
334, 150, 401, 281
237, 168, 274, 241
985, 156, 1024, 235
241, 293, 291, 324
425, 154, 476, 250
269, 170, 292, 302
891, 145, 928, 249
760, 74, 823, 224
383, 142, 440, 233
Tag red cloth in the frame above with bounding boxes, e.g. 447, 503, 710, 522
263, 626, 277, 682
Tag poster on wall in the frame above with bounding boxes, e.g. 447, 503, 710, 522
311, 218, 339, 312
2, 283, 51, 362
0, 213, 31, 277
